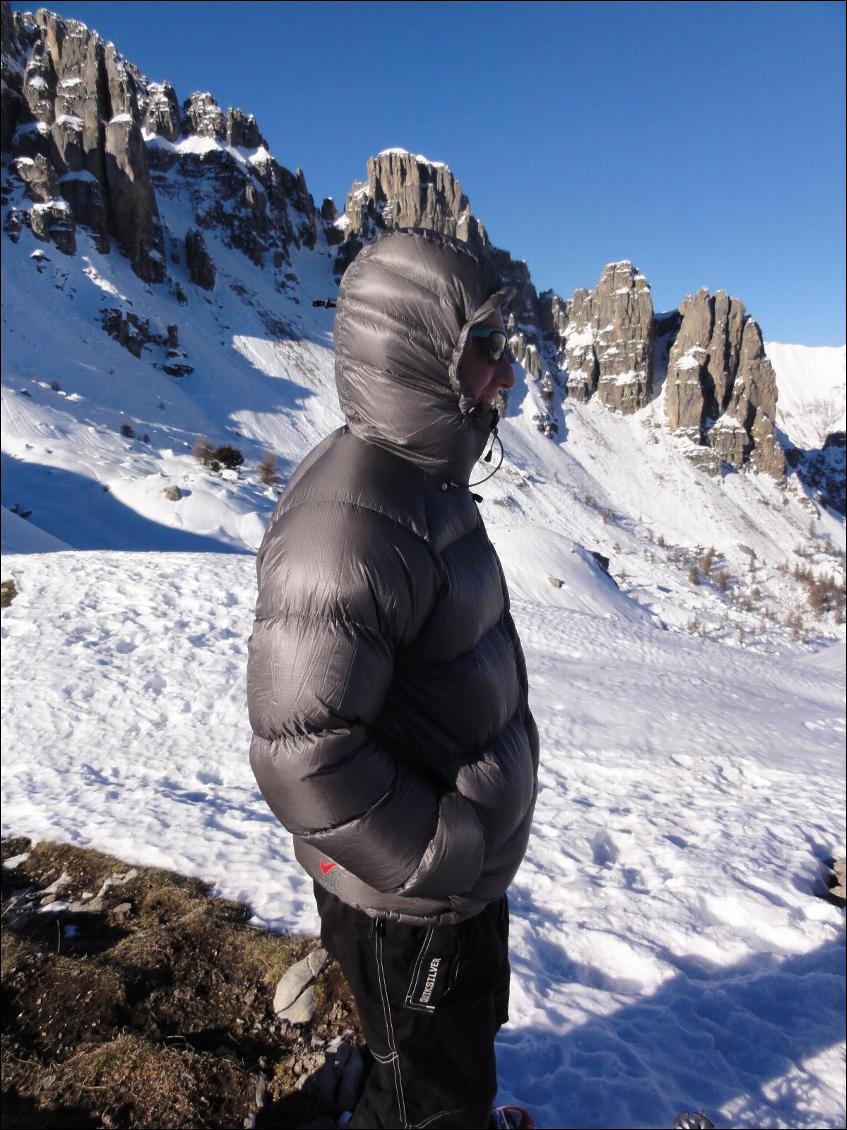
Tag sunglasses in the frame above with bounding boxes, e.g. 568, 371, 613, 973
469, 325, 512, 364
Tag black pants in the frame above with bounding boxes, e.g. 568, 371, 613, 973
314, 882, 511, 1129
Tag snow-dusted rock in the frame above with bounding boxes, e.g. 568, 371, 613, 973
666, 288, 784, 478
563, 262, 654, 414
340, 149, 488, 253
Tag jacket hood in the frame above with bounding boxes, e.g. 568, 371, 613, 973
333, 228, 513, 483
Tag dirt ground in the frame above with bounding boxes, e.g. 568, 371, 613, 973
1, 837, 365, 1129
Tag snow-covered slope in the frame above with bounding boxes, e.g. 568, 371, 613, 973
1, 548, 844, 1130
766, 342, 846, 450
2, 152, 845, 654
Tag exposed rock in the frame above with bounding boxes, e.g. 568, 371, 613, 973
787, 431, 846, 516
279, 984, 317, 1025
827, 857, 846, 907
320, 196, 337, 223
708, 414, 749, 469
12, 152, 58, 201
57, 169, 108, 246
22, 38, 54, 125
1, 1, 28, 149
4, 7, 166, 278
31, 197, 76, 252
183, 91, 224, 138
510, 331, 540, 379
340, 149, 488, 252
100, 308, 171, 357
296, 1036, 364, 1114
104, 114, 164, 281
666, 289, 784, 478
563, 263, 654, 413
50, 111, 84, 172
143, 81, 180, 141
185, 227, 216, 290
226, 107, 266, 149
103, 40, 140, 120
278, 940, 332, 1021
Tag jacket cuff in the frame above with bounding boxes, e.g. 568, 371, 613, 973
395, 792, 485, 898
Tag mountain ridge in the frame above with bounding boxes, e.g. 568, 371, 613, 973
2, 1, 845, 654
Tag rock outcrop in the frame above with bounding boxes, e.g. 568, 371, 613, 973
666, 288, 784, 478
2, 4, 162, 275
562, 262, 654, 414
185, 226, 215, 290
9, 152, 75, 251
340, 149, 488, 250
142, 81, 180, 141
144, 88, 316, 263
225, 107, 266, 150
2, 3, 317, 276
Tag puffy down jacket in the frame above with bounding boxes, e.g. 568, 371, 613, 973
247, 229, 539, 925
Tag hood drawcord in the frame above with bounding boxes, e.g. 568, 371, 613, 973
467, 426, 504, 500
441, 409, 504, 500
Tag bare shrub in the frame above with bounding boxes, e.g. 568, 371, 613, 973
786, 610, 805, 641
716, 569, 731, 593
688, 565, 701, 586
193, 436, 214, 464
698, 546, 716, 576
120, 422, 135, 439
657, 534, 666, 548
50, 380, 61, 392
258, 453, 279, 487
687, 616, 702, 636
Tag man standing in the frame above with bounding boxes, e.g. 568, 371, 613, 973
247, 229, 539, 1129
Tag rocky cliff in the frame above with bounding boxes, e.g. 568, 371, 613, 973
560, 262, 654, 414
2, 3, 804, 489
666, 289, 784, 479
339, 149, 488, 251
1, 3, 317, 282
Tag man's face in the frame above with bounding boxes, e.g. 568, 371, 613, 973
459, 309, 516, 408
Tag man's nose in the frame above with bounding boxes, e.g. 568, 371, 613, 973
496, 356, 516, 390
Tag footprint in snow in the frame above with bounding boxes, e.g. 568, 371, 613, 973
591, 830, 619, 868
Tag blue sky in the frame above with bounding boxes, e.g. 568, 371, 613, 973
11, 1, 846, 344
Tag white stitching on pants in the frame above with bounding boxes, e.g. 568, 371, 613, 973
413, 1106, 466, 1128
375, 928, 408, 1128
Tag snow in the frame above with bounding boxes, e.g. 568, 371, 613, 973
712, 413, 746, 430
766, 341, 846, 450
109, 112, 134, 124
59, 169, 98, 184
55, 114, 84, 130
378, 146, 447, 168
1, 120, 845, 1128
0, 547, 843, 1130
32, 200, 70, 213
675, 351, 702, 371
565, 326, 595, 348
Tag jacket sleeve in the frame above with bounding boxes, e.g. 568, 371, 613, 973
247, 498, 486, 897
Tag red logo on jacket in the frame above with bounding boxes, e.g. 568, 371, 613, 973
320, 859, 337, 875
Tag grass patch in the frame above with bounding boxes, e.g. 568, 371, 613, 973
2, 838, 363, 1128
